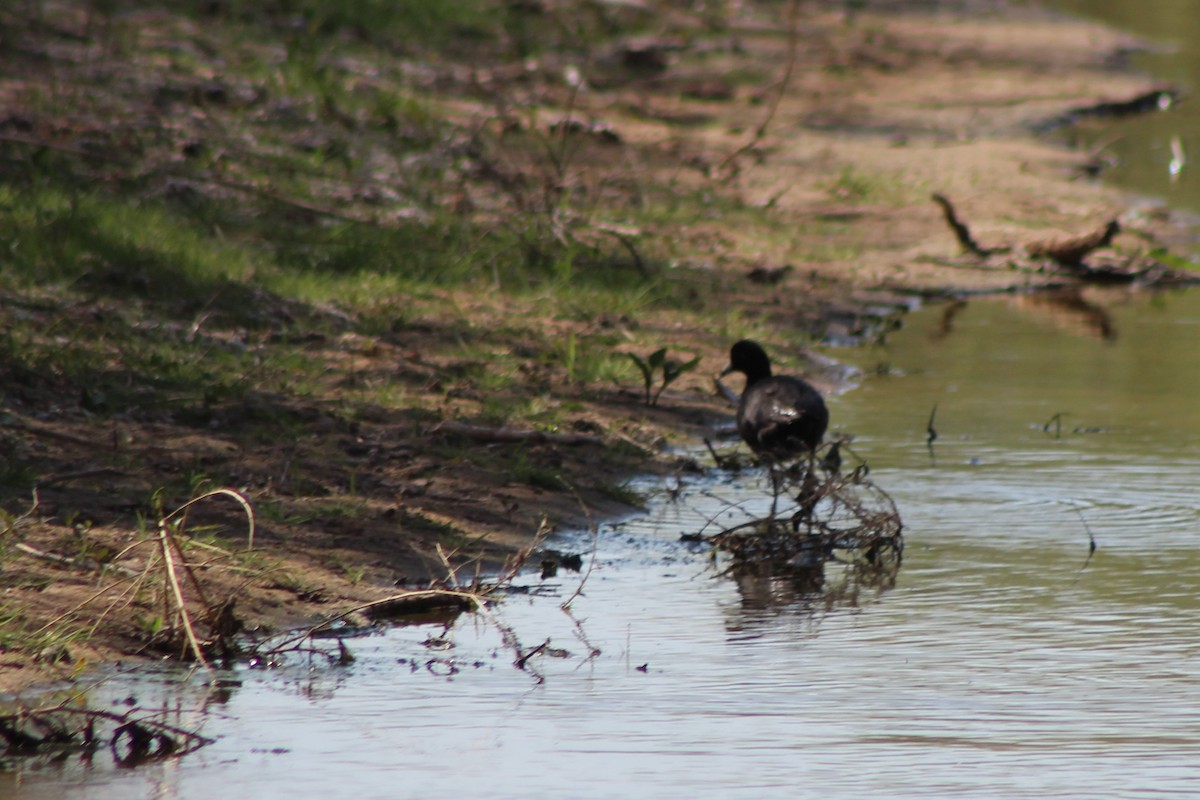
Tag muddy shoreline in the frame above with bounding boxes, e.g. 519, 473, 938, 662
1, 2, 1195, 694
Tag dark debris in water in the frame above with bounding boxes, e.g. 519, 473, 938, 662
0, 704, 213, 768
696, 442, 904, 577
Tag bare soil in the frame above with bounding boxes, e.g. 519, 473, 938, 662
1, 3, 1193, 693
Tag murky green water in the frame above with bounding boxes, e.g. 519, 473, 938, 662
1038, 0, 1200, 214
7, 4, 1200, 799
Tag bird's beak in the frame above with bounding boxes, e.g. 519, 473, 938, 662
719, 363, 734, 378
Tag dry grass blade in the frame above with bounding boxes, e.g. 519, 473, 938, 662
160, 489, 256, 550
19, 488, 258, 674
155, 522, 211, 674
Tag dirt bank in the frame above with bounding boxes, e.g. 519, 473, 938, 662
0, 1, 1193, 693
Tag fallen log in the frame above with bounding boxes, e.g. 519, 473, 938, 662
1026, 219, 1120, 267
927, 195, 1199, 287
1068, 87, 1178, 120
1036, 86, 1180, 132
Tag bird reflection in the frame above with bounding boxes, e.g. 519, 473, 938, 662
732, 561, 825, 610
723, 554, 900, 636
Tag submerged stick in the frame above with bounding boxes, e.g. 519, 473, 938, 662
1070, 506, 1099, 587
1072, 506, 1098, 577
1044, 412, 1065, 439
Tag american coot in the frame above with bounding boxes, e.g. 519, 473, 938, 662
721, 339, 829, 462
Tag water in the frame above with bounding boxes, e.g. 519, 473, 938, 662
5, 286, 1200, 799
1038, 0, 1200, 215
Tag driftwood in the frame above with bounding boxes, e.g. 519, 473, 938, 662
1037, 87, 1180, 133
14, 542, 139, 578
1026, 219, 1120, 267
39, 467, 125, 487
931, 192, 1120, 267
1067, 87, 1178, 121
929, 194, 1198, 287
431, 420, 603, 446
7, 413, 110, 449
931, 193, 1001, 257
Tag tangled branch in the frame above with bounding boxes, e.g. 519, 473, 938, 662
696, 443, 904, 572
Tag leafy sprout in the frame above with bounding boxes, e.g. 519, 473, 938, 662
627, 348, 700, 406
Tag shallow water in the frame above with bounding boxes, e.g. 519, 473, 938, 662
1039, 0, 1200, 216
6, 286, 1200, 800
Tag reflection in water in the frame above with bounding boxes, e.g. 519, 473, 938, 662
933, 289, 1119, 345
729, 557, 900, 621
702, 460, 905, 626
1011, 288, 1118, 341
929, 298, 969, 341
731, 561, 826, 612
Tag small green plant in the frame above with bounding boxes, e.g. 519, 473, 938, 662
326, 555, 367, 585
828, 165, 875, 202
564, 331, 577, 383
0, 492, 40, 561
0, 604, 86, 664
1147, 247, 1200, 273
626, 348, 700, 406
509, 449, 567, 492
593, 479, 646, 509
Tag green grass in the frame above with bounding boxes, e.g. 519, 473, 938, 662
0, 0, 749, 510
507, 448, 569, 492
0, 184, 255, 294
217, 0, 498, 50
824, 165, 923, 207
0, 0, 709, 342
593, 478, 647, 508
0, 605, 86, 663
550, 332, 634, 387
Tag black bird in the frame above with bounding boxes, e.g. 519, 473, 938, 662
721, 340, 828, 462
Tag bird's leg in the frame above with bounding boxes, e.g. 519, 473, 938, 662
792, 451, 820, 532
767, 462, 783, 521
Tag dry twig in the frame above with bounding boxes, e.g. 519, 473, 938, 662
715, 0, 801, 177
699, 443, 903, 570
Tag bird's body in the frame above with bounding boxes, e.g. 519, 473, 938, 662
722, 340, 828, 462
